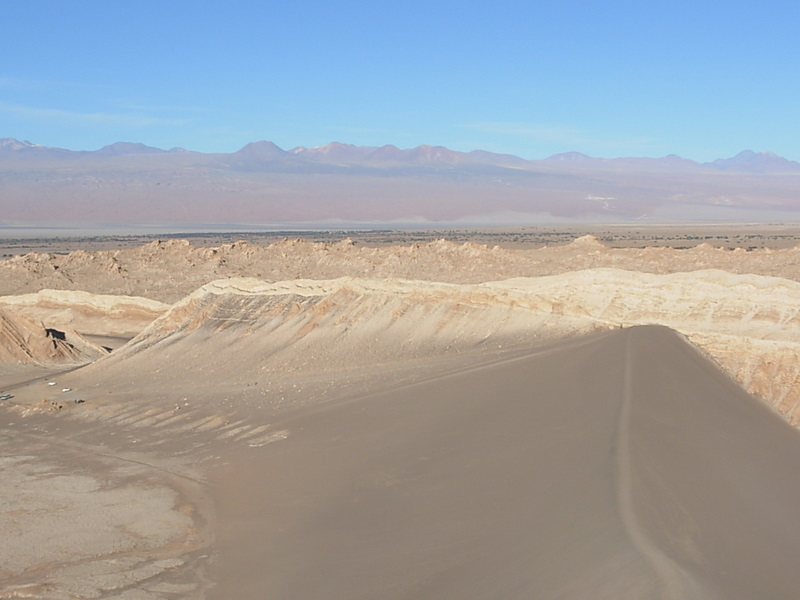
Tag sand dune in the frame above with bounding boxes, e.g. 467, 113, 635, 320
34, 269, 800, 425
8, 325, 798, 598
209, 326, 800, 599
4, 237, 800, 598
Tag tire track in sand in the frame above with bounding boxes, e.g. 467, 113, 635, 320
615, 328, 697, 600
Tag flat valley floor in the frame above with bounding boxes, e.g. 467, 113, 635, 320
4, 222, 800, 256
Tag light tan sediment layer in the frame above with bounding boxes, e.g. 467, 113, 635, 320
0, 289, 168, 337
28, 269, 800, 425
4, 235, 800, 303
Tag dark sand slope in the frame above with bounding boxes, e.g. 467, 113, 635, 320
210, 326, 800, 600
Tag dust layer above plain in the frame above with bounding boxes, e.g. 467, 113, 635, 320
209, 325, 800, 600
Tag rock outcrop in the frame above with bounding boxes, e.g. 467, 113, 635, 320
4, 236, 800, 303
70, 270, 800, 424
0, 307, 106, 365
0, 290, 168, 337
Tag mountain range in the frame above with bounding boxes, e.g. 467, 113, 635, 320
2, 138, 800, 227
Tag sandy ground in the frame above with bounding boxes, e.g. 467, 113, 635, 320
207, 327, 800, 599
5, 231, 800, 599
205, 327, 800, 599
4, 326, 800, 598
0, 370, 215, 599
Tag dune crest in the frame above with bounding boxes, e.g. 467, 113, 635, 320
34, 269, 797, 424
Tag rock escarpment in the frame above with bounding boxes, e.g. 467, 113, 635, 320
4, 236, 800, 303
66, 270, 800, 424
4, 238, 800, 425
0, 307, 106, 365
0, 289, 168, 337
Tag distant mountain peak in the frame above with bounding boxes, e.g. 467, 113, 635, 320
546, 151, 593, 161
711, 150, 800, 173
234, 141, 287, 160
365, 144, 465, 164
95, 142, 167, 156
292, 142, 376, 161
314, 141, 360, 152
410, 144, 462, 162
0, 138, 42, 151
0, 138, 75, 158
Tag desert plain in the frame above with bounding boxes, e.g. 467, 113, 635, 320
3, 226, 800, 599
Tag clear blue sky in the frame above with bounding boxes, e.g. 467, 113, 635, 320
3, 0, 798, 161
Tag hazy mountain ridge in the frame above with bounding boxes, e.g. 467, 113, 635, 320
2, 138, 800, 224
0, 138, 188, 159
3, 137, 798, 171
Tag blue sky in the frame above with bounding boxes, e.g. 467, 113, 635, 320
3, 0, 798, 161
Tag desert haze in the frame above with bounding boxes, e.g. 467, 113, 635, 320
3, 138, 800, 225
3, 233, 800, 599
